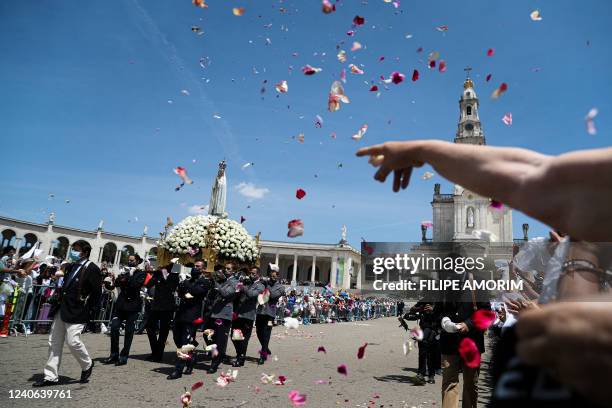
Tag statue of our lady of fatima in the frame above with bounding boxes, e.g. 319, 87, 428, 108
208, 160, 228, 218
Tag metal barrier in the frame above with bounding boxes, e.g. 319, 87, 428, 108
2, 284, 398, 335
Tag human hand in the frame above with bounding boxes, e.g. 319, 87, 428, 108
506, 299, 539, 315
516, 301, 612, 407
457, 322, 469, 333
356, 141, 427, 192
185, 293, 194, 299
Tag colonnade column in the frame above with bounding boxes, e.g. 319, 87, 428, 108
310, 255, 317, 283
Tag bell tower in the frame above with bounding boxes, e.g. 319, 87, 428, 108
455, 67, 485, 145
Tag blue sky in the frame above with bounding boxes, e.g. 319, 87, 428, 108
1, 0, 610, 247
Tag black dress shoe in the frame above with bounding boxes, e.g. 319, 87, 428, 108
167, 370, 182, 380
103, 355, 119, 364
231, 355, 245, 367
115, 357, 128, 366
80, 361, 94, 383
184, 366, 193, 375
428, 376, 435, 384
32, 379, 59, 387
206, 365, 218, 374
257, 356, 265, 365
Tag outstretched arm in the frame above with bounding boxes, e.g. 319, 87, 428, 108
356, 140, 612, 242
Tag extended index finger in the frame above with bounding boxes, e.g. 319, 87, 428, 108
356, 144, 384, 157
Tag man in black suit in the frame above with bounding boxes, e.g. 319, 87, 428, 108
33, 242, 102, 387
145, 261, 179, 362
103, 254, 147, 366
167, 261, 210, 380
231, 266, 265, 367
255, 264, 285, 365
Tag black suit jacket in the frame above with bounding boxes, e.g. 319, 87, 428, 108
114, 268, 147, 312
146, 269, 180, 311
59, 260, 102, 324
176, 277, 211, 323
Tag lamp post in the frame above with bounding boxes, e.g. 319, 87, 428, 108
522, 223, 529, 241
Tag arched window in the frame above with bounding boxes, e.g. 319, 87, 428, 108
101, 242, 117, 265
1, 229, 16, 249
52, 236, 70, 259
119, 245, 135, 266
466, 105, 472, 116
20, 233, 38, 256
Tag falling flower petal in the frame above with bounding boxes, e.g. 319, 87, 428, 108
489, 200, 504, 211
258, 288, 270, 305
328, 80, 350, 112
322, 0, 336, 14
288, 390, 307, 406
232, 7, 245, 16
242, 162, 254, 169
436, 25, 449, 32
287, 219, 304, 238
402, 340, 413, 355
485, 74, 492, 82
296, 188, 306, 199
199, 56, 211, 69
337, 50, 347, 63
317, 346, 327, 353
315, 114, 324, 128
585, 107, 598, 135
351, 41, 362, 52
275, 80, 289, 93
240, 216, 246, 224
353, 15, 365, 26
174, 166, 194, 191
459, 338, 481, 368
439, 60, 447, 73
487, 48, 494, 57
421, 220, 433, 229
349, 64, 364, 75
357, 343, 368, 359
422, 171, 434, 180
302, 64, 323, 75
502, 112, 513, 126
181, 89, 190, 96
352, 124, 368, 141
192, 0, 208, 8
232, 329, 245, 341
391, 71, 405, 84
337, 364, 348, 376
410, 326, 424, 341
471, 309, 497, 330
530, 10, 543, 21
369, 85, 378, 92
411, 69, 419, 81
276, 375, 287, 385
491, 82, 508, 99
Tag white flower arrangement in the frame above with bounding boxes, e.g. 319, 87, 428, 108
158, 215, 259, 263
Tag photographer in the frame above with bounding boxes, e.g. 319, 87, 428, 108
103, 254, 146, 366
402, 299, 441, 384
33, 242, 101, 387
230, 266, 265, 367
167, 260, 210, 380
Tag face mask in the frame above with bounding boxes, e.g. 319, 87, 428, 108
128, 261, 136, 267
69, 250, 81, 261
191, 267, 202, 279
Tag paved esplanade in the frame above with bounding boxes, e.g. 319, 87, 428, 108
0, 317, 492, 407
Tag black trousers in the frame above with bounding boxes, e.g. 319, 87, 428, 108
110, 309, 139, 358
231, 317, 254, 356
255, 314, 274, 356
417, 328, 439, 377
172, 320, 197, 371
146, 309, 174, 359
211, 318, 232, 367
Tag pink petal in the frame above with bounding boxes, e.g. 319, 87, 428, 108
317, 346, 327, 353
487, 48, 494, 57
288, 390, 307, 406
459, 338, 481, 368
287, 219, 304, 238
411, 69, 419, 81
486, 73, 492, 82
471, 309, 497, 330
438, 60, 447, 73
337, 364, 348, 375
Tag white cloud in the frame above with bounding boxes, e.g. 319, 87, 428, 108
235, 182, 269, 200
188, 204, 209, 215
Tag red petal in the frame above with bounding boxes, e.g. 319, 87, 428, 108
240, 215, 246, 224
192, 317, 204, 325
429, 60, 436, 68
459, 338, 481, 368
191, 381, 204, 391
357, 342, 368, 359
353, 15, 365, 26
470, 309, 497, 330
296, 188, 306, 199
369, 85, 378, 92
486, 74, 492, 82
337, 364, 348, 375
412, 69, 419, 81
487, 48, 494, 56
499, 82, 508, 92
317, 346, 327, 353
438, 60, 446, 72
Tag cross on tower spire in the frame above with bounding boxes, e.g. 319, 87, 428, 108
464, 66, 472, 78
